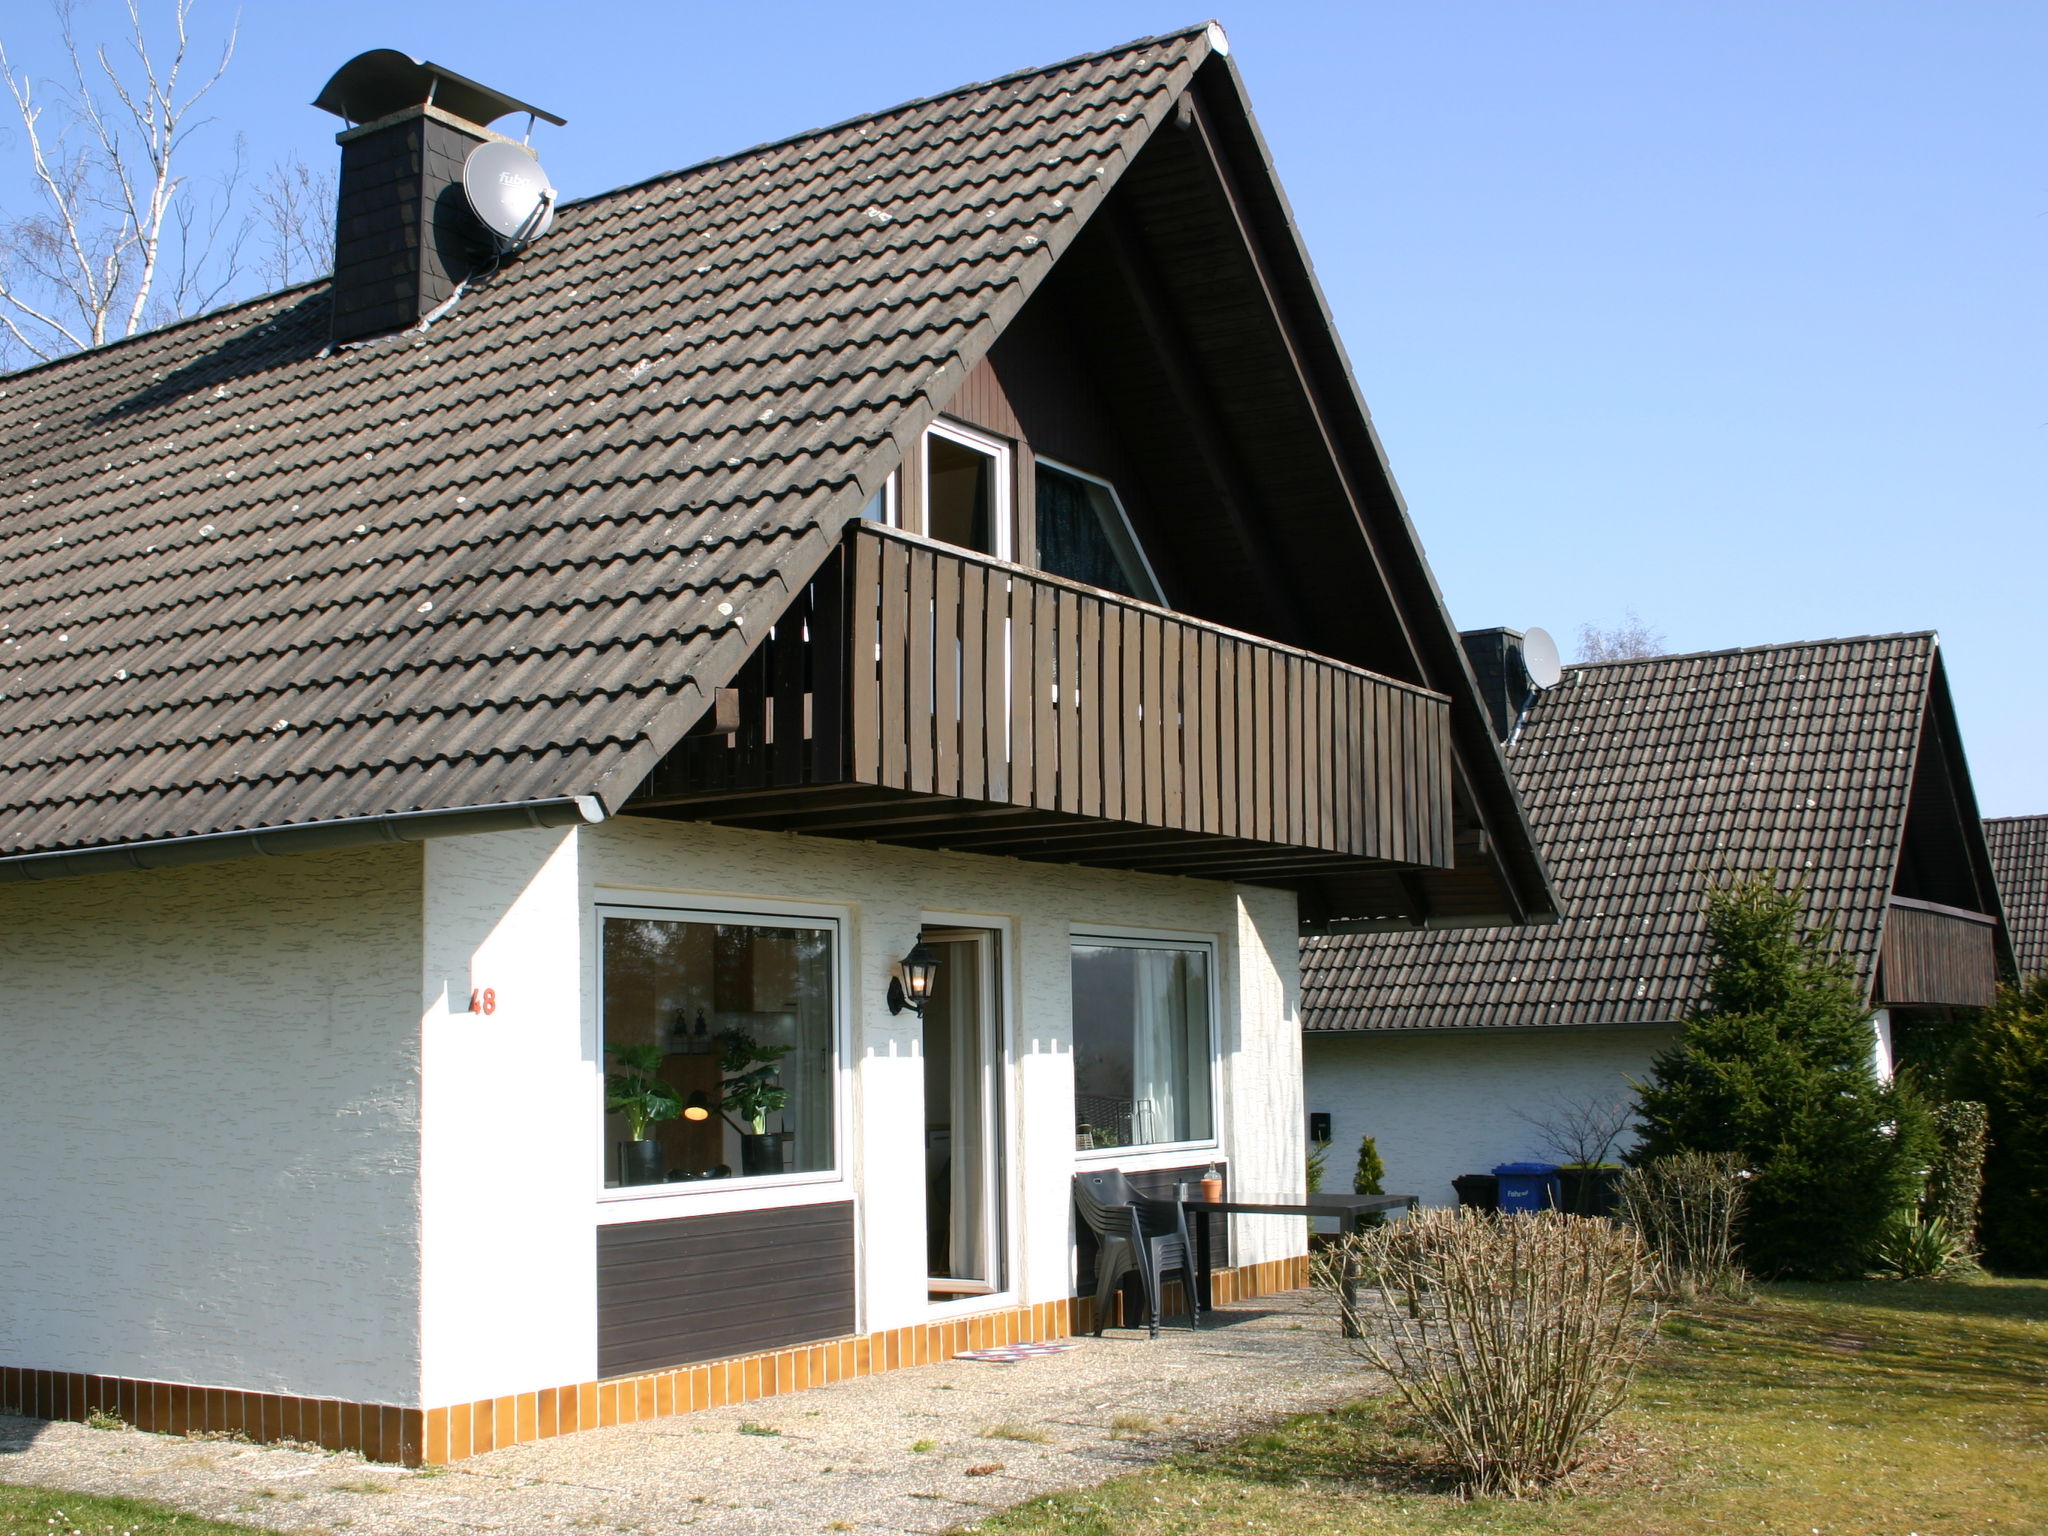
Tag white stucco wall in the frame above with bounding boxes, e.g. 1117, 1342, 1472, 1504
1303, 1025, 1676, 1208
414, 814, 1305, 1404
0, 845, 424, 1403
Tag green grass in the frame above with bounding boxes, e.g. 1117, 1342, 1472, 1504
966, 1276, 2048, 1535
0, 1483, 270, 1534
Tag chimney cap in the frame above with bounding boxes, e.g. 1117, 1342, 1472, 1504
313, 49, 565, 130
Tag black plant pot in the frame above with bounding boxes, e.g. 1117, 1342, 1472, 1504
740, 1133, 783, 1178
1556, 1166, 1623, 1217
618, 1139, 665, 1186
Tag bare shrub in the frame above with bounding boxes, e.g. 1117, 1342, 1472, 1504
1618, 1151, 1750, 1301
1318, 1207, 1656, 1498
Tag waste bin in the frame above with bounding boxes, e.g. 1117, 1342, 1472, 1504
1492, 1161, 1560, 1213
1451, 1173, 1499, 1212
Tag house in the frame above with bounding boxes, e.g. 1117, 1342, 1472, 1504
0, 28, 1553, 1464
1302, 630, 2010, 1205
1985, 815, 2047, 980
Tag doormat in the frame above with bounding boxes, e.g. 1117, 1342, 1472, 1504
954, 1342, 1079, 1364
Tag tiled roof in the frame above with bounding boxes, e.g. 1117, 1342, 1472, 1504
1986, 814, 2048, 979
0, 27, 1217, 860
1302, 634, 1940, 1030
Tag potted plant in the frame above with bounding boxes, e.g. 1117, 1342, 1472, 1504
717, 1028, 794, 1177
606, 1042, 682, 1185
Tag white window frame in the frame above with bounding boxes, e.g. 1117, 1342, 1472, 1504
1032, 455, 1166, 607
1068, 927, 1223, 1167
921, 418, 1013, 560
859, 471, 900, 527
593, 894, 853, 1219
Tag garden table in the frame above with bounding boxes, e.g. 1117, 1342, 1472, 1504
1178, 1190, 1418, 1337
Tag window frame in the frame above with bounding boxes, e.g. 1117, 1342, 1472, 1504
593, 895, 853, 1214
1031, 455, 1166, 607
1067, 927, 1223, 1166
920, 418, 1014, 561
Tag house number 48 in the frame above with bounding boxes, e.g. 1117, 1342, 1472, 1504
469, 988, 498, 1015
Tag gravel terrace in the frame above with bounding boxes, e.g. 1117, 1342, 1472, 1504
0, 1290, 1376, 1536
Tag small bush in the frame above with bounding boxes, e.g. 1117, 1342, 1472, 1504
981, 1422, 1051, 1443
1873, 1210, 1968, 1279
1319, 1207, 1656, 1497
1353, 1133, 1388, 1227
1619, 1150, 1751, 1301
83, 1407, 126, 1431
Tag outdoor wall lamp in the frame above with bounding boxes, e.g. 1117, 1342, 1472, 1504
887, 940, 941, 1016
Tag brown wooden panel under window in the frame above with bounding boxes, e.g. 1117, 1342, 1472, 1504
1879, 898, 1999, 1008
1074, 1163, 1226, 1293
597, 1202, 856, 1379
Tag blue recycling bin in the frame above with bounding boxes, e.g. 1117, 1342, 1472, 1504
1492, 1161, 1560, 1213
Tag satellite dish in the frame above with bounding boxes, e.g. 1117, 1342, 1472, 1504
1522, 627, 1563, 689
463, 140, 557, 252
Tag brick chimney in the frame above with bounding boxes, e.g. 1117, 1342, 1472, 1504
1460, 627, 1534, 744
312, 50, 563, 343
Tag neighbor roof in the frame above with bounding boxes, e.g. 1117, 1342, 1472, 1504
1302, 633, 1993, 1030
0, 27, 1220, 863
1986, 815, 2048, 979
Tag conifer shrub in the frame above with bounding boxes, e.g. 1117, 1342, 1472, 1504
1926, 1099, 1989, 1258
1353, 1132, 1388, 1226
1960, 974, 2048, 1272
1631, 875, 1934, 1279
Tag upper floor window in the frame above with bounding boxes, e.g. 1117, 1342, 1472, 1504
1035, 459, 1162, 604
922, 420, 1012, 559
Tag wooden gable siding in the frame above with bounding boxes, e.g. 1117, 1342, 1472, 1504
1879, 896, 2000, 1008
630, 522, 1454, 882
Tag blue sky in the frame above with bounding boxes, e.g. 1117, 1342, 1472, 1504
4, 2, 2041, 814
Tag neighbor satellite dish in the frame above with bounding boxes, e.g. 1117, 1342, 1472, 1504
463, 140, 557, 251
1522, 626, 1563, 690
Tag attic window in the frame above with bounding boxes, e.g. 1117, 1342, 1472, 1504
920, 421, 1011, 559
1034, 460, 1162, 605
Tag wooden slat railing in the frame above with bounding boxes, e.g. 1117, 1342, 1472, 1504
1880, 897, 1999, 1007
649, 522, 1454, 868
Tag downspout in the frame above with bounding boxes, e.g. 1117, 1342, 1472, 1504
0, 796, 607, 883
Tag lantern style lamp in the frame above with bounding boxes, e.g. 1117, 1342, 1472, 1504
682, 1091, 713, 1122
887, 940, 941, 1016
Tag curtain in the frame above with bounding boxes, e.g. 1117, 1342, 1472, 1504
1131, 949, 1185, 1144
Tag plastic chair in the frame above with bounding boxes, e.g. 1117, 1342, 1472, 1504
1073, 1168, 1202, 1338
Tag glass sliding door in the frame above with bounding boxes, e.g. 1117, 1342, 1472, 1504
921, 928, 1005, 1301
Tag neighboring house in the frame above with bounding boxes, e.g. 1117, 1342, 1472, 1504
1303, 630, 2010, 1206
0, 29, 1552, 1464
1985, 815, 2048, 980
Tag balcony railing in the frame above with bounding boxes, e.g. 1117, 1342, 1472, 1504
1879, 896, 2000, 1008
632, 522, 1454, 877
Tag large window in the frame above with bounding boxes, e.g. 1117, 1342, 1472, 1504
1071, 937, 1215, 1151
1035, 461, 1161, 604
600, 911, 837, 1190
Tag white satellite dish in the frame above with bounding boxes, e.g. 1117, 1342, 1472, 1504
1522, 626, 1563, 689
463, 140, 557, 252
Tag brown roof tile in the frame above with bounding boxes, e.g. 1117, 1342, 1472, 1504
1986, 814, 2048, 979
0, 28, 1216, 858
1302, 633, 1941, 1030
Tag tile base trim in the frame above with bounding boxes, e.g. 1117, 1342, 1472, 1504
0, 1256, 1313, 1466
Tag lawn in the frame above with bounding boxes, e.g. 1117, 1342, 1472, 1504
0, 1482, 267, 1535
968, 1276, 2048, 1536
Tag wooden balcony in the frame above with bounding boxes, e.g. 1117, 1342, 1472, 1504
1879, 896, 2001, 1008
628, 522, 1455, 884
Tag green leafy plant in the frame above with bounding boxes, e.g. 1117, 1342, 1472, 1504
1926, 1098, 1988, 1260
605, 1042, 682, 1142
1631, 874, 1934, 1278
717, 1028, 794, 1134
1959, 973, 2048, 1272
1305, 1136, 1330, 1194
1874, 1210, 1967, 1279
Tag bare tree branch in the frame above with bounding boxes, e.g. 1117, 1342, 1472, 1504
1576, 610, 1667, 664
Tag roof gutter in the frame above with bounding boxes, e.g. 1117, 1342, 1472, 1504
0, 796, 606, 884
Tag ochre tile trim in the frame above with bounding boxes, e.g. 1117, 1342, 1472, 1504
0, 1258, 1311, 1466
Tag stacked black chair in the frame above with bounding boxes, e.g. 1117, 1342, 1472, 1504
1073, 1168, 1202, 1338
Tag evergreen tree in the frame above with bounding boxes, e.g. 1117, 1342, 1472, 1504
1632, 875, 1933, 1279
1960, 973, 2048, 1272
1353, 1133, 1388, 1227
